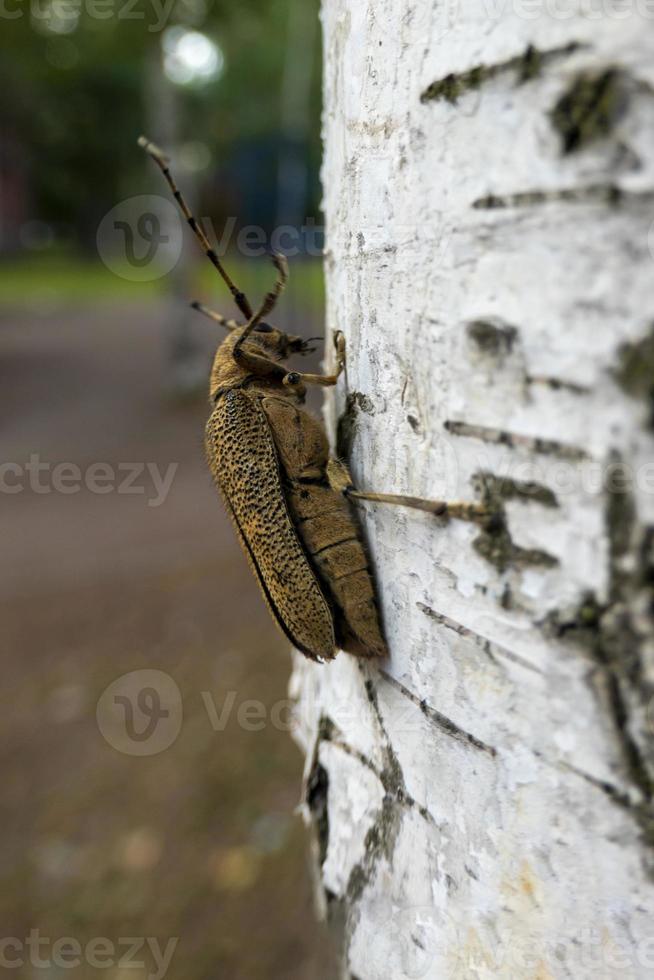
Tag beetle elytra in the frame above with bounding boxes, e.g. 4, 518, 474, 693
139, 136, 486, 661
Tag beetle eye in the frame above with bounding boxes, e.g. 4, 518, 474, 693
254, 322, 273, 333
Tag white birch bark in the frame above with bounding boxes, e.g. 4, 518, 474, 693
291, 3, 654, 977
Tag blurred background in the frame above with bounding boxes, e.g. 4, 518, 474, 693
0, 0, 336, 976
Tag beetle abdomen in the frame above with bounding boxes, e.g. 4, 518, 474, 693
260, 393, 387, 659
205, 390, 336, 661
284, 482, 388, 659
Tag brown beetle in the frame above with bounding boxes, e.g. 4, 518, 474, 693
139, 137, 484, 661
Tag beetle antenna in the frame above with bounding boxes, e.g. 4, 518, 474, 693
253, 253, 289, 326
138, 136, 253, 320
190, 301, 241, 332
233, 254, 289, 356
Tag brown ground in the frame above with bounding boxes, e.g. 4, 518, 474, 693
0, 300, 335, 979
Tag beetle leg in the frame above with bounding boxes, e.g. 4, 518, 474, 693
282, 330, 346, 390
326, 459, 487, 522
284, 371, 339, 389
346, 490, 488, 521
233, 347, 289, 382
138, 136, 253, 320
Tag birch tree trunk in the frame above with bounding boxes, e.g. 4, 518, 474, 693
291, 3, 654, 977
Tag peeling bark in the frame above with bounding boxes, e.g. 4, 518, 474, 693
291, 4, 654, 977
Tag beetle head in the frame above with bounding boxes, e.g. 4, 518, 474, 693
209, 320, 321, 403
244, 321, 318, 360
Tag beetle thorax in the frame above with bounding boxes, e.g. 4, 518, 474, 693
209, 332, 250, 399
208, 326, 300, 401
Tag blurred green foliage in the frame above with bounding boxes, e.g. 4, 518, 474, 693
0, 249, 325, 309
0, 0, 322, 249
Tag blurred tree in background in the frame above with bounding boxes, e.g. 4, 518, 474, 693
0, 0, 322, 254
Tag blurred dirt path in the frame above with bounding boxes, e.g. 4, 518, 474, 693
0, 302, 334, 980
2, 302, 233, 597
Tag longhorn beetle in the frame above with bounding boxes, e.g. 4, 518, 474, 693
139, 136, 485, 661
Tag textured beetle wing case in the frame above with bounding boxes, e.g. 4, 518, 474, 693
205, 389, 336, 661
